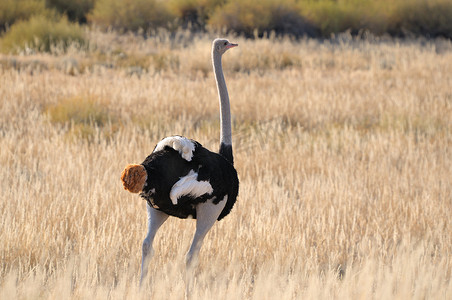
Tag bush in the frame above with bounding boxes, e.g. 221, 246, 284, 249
0, 0, 49, 32
1, 15, 86, 53
300, 0, 391, 37
45, 0, 95, 23
209, 0, 318, 37
390, 0, 452, 38
301, 0, 359, 36
301, 0, 452, 38
89, 0, 175, 32
168, 0, 223, 29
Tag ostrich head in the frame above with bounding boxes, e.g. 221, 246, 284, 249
212, 38, 238, 55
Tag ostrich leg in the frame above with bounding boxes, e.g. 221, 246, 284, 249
185, 197, 227, 296
140, 205, 169, 286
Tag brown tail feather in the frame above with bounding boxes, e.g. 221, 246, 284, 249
121, 164, 147, 193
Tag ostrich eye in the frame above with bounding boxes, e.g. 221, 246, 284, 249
224, 42, 227, 45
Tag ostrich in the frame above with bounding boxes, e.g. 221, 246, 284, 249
121, 38, 239, 284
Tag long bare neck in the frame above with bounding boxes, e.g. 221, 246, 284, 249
212, 51, 232, 146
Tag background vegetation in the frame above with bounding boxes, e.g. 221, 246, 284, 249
1, 0, 452, 53
0, 0, 48, 31
0, 31, 451, 298
45, 0, 95, 23
0, 15, 85, 54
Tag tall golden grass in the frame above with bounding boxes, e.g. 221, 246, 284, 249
0, 32, 451, 299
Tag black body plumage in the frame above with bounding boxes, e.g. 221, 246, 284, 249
139, 140, 239, 221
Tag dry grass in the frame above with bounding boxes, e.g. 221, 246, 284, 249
0, 32, 451, 299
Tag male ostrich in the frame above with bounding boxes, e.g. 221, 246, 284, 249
121, 39, 239, 284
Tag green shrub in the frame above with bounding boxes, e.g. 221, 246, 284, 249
89, 0, 175, 32
1, 15, 86, 53
301, 0, 358, 36
209, 0, 317, 37
0, 0, 49, 32
300, 0, 391, 36
45, 0, 95, 23
389, 0, 452, 38
168, 0, 223, 29
300, 0, 452, 38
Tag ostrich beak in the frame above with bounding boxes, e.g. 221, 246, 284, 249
226, 43, 238, 49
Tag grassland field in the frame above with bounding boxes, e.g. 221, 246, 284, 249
0, 31, 451, 299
